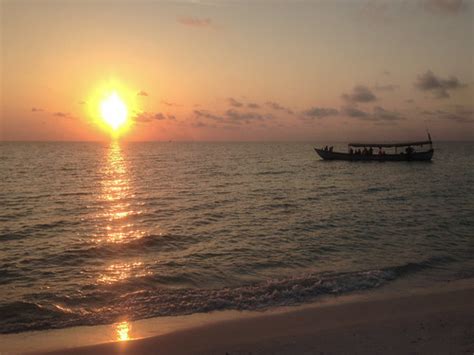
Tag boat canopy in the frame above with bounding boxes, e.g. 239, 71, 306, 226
348, 140, 432, 148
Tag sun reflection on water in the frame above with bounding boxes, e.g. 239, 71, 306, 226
97, 141, 145, 244
115, 321, 131, 341
97, 261, 151, 284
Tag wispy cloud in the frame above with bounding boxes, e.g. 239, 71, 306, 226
177, 17, 212, 28
421, 105, 474, 123
373, 84, 399, 92
137, 90, 148, 97
53, 112, 72, 118
161, 100, 180, 107
424, 0, 467, 14
342, 106, 404, 122
342, 85, 377, 103
225, 109, 272, 123
247, 102, 260, 109
265, 101, 294, 115
415, 70, 467, 98
371, 106, 404, 121
302, 107, 339, 119
31, 107, 44, 112
227, 97, 243, 107
342, 106, 370, 119
194, 108, 273, 125
194, 109, 223, 122
134, 111, 176, 123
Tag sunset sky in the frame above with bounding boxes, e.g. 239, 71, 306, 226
1, 0, 473, 141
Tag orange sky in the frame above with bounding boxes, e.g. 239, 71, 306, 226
1, 0, 473, 141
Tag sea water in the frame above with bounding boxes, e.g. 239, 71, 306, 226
0, 141, 473, 333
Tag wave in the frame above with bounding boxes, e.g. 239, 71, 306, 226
21, 233, 202, 269
0, 220, 79, 241
0, 256, 455, 334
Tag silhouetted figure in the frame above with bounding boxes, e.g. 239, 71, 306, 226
329, 146, 333, 152
349, 148, 354, 154
324, 145, 328, 151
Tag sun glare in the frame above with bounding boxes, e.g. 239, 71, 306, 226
100, 92, 128, 131
115, 321, 131, 341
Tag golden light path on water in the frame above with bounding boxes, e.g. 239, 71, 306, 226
97, 141, 147, 340
99, 140, 144, 243
115, 321, 132, 341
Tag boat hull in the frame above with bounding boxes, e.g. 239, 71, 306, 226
314, 148, 434, 161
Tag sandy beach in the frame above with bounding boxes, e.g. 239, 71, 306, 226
22, 279, 470, 355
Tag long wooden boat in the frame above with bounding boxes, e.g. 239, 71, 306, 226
315, 135, 434, 162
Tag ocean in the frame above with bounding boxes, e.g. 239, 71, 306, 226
0, 141, 473, 334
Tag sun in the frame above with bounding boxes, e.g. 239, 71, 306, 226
100, 92, 128, 131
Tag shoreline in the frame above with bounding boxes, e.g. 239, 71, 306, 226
1, 278, 471, 354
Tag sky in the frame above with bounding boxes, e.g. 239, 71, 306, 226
1, 0, 473, 141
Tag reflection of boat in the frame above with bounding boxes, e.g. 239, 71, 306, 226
315, 134, 434, 161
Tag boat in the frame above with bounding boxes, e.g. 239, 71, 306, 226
315, 134, 434, 161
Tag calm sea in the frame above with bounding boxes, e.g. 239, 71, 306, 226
0, 141, 473, 333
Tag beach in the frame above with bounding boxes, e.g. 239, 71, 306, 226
3, 278, 465, 354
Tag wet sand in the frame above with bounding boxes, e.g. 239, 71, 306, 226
37, 279, 474, 355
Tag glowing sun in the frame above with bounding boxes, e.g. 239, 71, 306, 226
100, 92, 127, 131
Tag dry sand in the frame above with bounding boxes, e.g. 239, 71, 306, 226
38, 280, 474, 355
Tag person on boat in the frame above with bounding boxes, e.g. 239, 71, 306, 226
329, 146, 333, 152
369, 147, 373, 155
349, 148, 354, 154
362, 147, 368, 155
406, 146, 414, 155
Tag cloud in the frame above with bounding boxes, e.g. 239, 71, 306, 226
373, 84, 399, 92
302, 107, 339, 119
247, 102, 260, 109
194, 108, 273, 125
415, 70, 467, 98
422, 105, 474, 123
177, 17, 212, 28
342, 106, 404, 121
227, 97, 243, 107
78, 101, 86, 105
154, 113, 166, 120
445, 114, 474, 123
192, 121, 210, 128
53, 112, 72, 118
31, 107, 44, 112
161, 100, 180, 107
194, 109, 223, 122
225, 109, 271, 123
360, 0, 393, 24
265, 101, 294, 115
137, 90, 148, 97
372, 106, 404, 121
342, 106, 370, 119
134, 111, 175, 123
424, 0, 466, 14
342, 85, 377, 103
420, 109, 447, 116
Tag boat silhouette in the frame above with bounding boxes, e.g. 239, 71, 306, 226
315, 134, 434, 161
